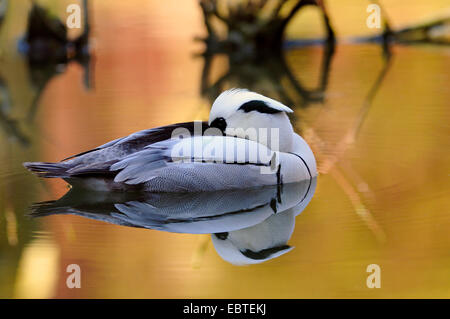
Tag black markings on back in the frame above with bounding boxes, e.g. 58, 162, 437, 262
238, 100, 282, 114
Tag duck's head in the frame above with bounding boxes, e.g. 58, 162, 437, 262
208, 89, 295, 152
211, 210, 296, 266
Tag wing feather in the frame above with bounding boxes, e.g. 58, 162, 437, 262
58, 121, 208, 177
62, 121, 208, 162
110, 136, 278, 185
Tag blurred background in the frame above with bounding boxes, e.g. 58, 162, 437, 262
0, 0, 449, 298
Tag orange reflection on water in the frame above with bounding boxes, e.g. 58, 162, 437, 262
0, 0, 448, 298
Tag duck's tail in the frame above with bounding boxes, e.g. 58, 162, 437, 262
29, 200, 64, 217
23, 162, 69, 178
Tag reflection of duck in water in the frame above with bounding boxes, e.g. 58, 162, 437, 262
31, 178, 316, 265
212, 179, 317, 265
24, 89, 317, 191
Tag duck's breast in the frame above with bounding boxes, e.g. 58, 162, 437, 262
277, 151, 313, 184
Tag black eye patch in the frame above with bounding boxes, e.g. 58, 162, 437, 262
214, 232, 229, 240
210, 117, 227, 133
238, 100, 282, 114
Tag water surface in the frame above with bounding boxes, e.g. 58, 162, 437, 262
0, 1, 449, 298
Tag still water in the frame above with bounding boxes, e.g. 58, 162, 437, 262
0, 1, 449, 298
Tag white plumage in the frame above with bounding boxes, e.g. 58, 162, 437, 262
24, 89, 317, 192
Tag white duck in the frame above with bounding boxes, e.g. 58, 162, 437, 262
24, 89, 317, 192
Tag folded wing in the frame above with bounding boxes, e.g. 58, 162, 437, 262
110, 135, 279, 186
